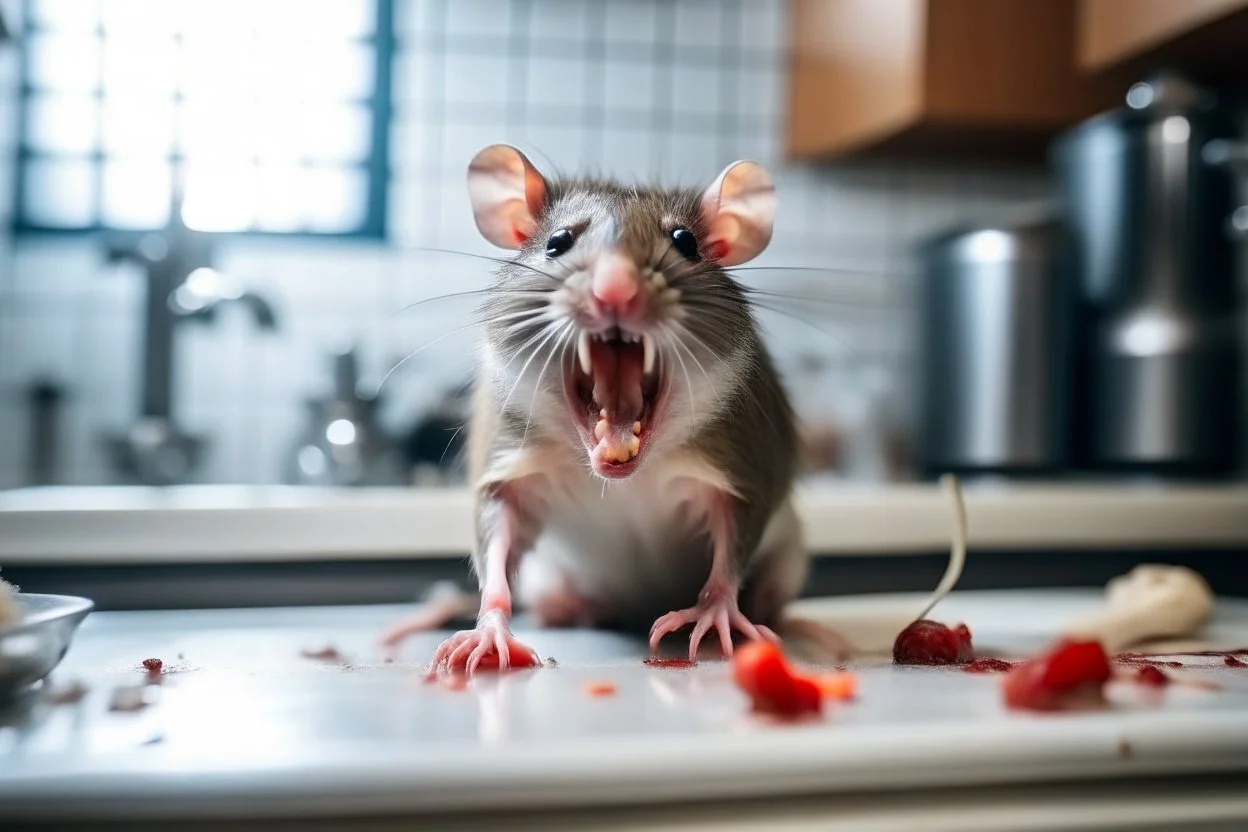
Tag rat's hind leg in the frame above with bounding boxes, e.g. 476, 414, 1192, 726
378, 583, 482, 654
517, 554, 597, 629
742, 510, 854, 662
648, 493, 782, 662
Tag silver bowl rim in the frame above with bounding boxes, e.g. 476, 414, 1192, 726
1, 592, 95, 636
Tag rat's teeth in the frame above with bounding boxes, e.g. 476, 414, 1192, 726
632, 421, 641, 435
594, 419, 608, 441
627, 435, 640, 457
577, 331, 592, 375
642, 333, 655, 375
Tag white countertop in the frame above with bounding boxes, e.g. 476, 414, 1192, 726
1, 481, 1247, 563
4, 590, 1248, 827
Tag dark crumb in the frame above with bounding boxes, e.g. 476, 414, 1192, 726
177, 652, 185, 660
1225, 655, 1247, 668
545, 657, 559, 668
45, 679, 89, 705
301, 646, 348, 665
964, 658, 1013, 673
109, 685, 150, 713
1114, 654, 1185, 669
1136, 665, 1170, 687
141, 733, 164, 746
384, 656, 395, 665
1117, 738, 1133, 759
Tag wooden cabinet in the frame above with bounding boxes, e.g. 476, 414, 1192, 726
1076, 0, 1248, 71
784, 0, 1248, 164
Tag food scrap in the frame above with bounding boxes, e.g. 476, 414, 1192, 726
810, 671, 857, 701
582, 681, 618, 697
142, 657, 163, 673
0, 575, 19, 627
109, 685, 151, 713
471, 643, 542, 671
1002, 640, 1112, 712
1060, 564, 1214, 654
893, 619, 974, 665
1114, 653, 1183, 669
1226, 655, 1247, 668
731, 641, 822, 718
44, 679, 89, 705
643, 657, 696, 669
964, 658, 1013, 673
301, 645, 349, 665
1135, 665, 1170, 687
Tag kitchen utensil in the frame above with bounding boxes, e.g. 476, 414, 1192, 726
917, 218, 1073, 478
1052, 71, 1242, 476
0, 593, 94, 700
1203, 136, 1248, 477
25, 377, 64, 486
286, 346, 407, 487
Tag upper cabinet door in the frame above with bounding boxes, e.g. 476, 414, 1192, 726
786, 0, 1132, 163
1077, 0, 1248, 71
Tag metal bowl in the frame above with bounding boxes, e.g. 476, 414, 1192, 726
0, 593, 94, 700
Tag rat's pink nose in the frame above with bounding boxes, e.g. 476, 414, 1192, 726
591, 253, 639, 312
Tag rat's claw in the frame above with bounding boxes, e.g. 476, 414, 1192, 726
649, 588, 774, 661
429, 610, 538, 675
756, 624, 781, 644
448, 636, 478, 669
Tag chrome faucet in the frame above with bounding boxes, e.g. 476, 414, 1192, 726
102, 189, 278, 485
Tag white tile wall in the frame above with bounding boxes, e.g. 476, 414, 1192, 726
0, 0, 1050, 488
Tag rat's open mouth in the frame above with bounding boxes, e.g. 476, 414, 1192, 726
565, 328, 664, 479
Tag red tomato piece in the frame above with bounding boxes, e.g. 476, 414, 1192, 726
1003, 640, 1111, 712
731, 641, 823, 717
472, 643, 541, 671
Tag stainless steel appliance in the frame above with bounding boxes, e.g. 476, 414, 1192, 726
1052, 71, 1242, 477
285, 346, 407, 487
917, 219, 1073, 478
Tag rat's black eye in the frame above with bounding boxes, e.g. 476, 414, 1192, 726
670, 227, 700, 261
545, 228, 575, 258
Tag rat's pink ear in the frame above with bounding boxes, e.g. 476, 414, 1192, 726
699, 161, 777, 266
466, 144, 549, 249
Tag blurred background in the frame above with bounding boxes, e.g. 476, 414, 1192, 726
0, 0, 1244, 492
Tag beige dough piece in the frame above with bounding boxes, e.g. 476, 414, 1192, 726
0, 576, 20, 627
1060, 564, 1214, 654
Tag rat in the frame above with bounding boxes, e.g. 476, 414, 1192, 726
381, 143, 827, 674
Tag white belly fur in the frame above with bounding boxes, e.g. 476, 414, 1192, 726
495, 447, 803, 630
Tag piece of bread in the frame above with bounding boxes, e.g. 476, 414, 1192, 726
0, 575, 20, 627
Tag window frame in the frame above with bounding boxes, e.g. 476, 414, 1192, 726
10, 0, 395, 242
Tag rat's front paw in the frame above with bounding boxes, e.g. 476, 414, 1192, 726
430, 610, 541, 675
648, 583, 780, 662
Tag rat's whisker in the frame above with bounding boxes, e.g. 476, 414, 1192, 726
498, 321, 566, 417
724, 264, 899, 279
520, 322, 572, 452
485, 307, 553, 328
439, 422, 466, 468
398, 245, 570, 284
387, 289, 496, 321
376, 321, 484, 395
668, 324, 721, 407
751, 303, 861, 357
662, 331, 697, 424
739, 286, 900, 312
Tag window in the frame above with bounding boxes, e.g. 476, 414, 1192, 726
14, 0, 393, 238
